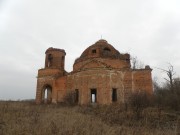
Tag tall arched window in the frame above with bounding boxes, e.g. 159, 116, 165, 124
42, 85, 52, 104
47, 54, 53, 67
103, 47, 111, 57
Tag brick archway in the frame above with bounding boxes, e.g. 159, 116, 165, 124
42, 85, 52, 104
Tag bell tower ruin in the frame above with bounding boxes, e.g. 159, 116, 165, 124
36, 47, 66, 104
45, 47, 66, 70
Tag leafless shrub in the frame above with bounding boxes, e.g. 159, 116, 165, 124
154, 78, 180, 111
128, 91, 151, 120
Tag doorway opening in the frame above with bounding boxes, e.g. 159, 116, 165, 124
112, 88, 117, 102
91, 89, 97, 103
42, 85, 52, 104
75, 89, 79, 103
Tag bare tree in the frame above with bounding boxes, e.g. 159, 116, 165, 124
153, 77, 161, 91
131, 56, 144, 69
129, 91, 150, 120
156, 63, 176, 92
173, 78, 180, 91
131, 56, 137, 69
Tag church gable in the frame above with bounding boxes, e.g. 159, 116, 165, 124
80, 59, 110, 70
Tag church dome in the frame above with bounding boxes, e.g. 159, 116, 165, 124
75, 39, 122, 63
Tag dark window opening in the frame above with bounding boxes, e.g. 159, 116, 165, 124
47, 54, 53, 67
75, 89, 79, 103
61, 56, 65, 69
104, 47, 111, 52
126, 58, 129, 61
91, 89, 97, 103
92, 49, 96, 54
103, 47, 111, 57
112, 88, 117, 102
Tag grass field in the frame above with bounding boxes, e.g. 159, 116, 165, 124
0, 101, 180, 135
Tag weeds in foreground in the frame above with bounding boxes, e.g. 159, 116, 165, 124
0, 101, 180, 135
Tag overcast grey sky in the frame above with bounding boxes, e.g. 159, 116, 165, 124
0, 0, 180, 100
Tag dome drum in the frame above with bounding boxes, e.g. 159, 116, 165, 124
74, 40, 129, 64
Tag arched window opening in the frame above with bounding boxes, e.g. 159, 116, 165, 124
62, 56, 64, 61
42, 85, 52, 104
61, 56, 65, 69
47, 54, 53, 67
103, 47, 111, 57
104, 47, 111, 52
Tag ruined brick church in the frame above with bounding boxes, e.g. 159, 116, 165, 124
36, 39, 153, 104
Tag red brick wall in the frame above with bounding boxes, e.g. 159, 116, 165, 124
36, 68, 153, 105
45, 48, 66, 70
36, 76, 55, 104
55, 68, 153, 105
73, 58, 130, 71
38, 69, 63, 77
54, 76, 67, 102
132, 69, 153, 94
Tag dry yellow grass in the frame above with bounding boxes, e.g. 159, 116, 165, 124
0, 101, 180, 135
